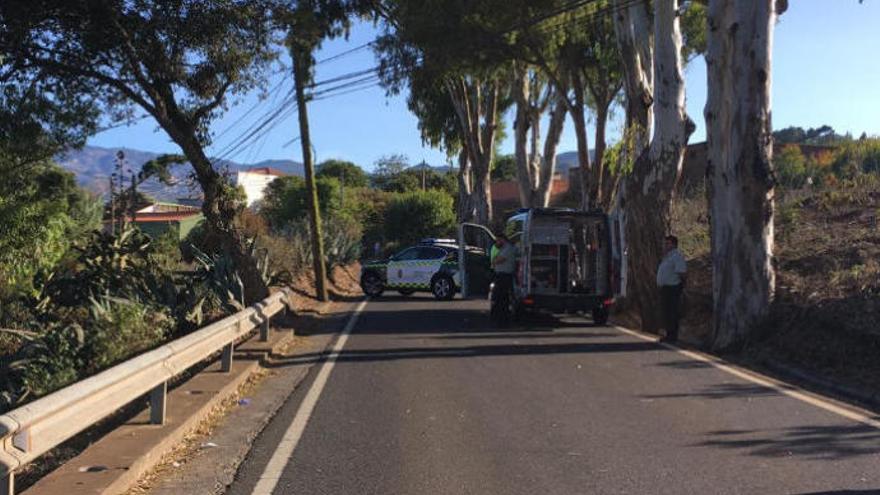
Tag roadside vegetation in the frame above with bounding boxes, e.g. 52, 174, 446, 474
0, 150, 459, 413
672, 129, 880, 393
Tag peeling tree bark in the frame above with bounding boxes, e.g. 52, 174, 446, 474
706, 0, 778, 350
457, 147, 474, 222
447, 77, 499, 226
611, 0, 655, 299
513, 65, 568, 208
621, 0, 694, 332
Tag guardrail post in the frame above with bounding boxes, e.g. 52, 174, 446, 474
150, 382, 167, 425
260, 316, 270, 342
2, 471, 13, 495
221, 343, 234, 372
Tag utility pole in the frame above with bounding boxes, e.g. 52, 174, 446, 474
292, 47, 328, 302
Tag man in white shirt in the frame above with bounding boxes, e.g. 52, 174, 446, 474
656, 235, 687, 343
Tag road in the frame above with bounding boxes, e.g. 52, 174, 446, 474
228, 295, 880, 495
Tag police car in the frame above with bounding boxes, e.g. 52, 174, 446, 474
360, 239, 461, 300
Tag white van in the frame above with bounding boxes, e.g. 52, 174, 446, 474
460, 208, 616, 324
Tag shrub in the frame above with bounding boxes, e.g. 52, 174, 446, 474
316, 159, 369, 188
261, 175, 340, 228
82, 296, 171, 375
775, 145, 807, 187
831, 138, 880, 178
384, 189, 456, 247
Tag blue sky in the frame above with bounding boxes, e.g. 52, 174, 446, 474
89, 0, 880, 171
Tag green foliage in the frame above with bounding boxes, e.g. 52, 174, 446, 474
82, 296, 171, 375
384, 190, 456, 247
45, 226, 155, 306
0, 161, 99, 298
680, 1, 708, 62
492, 154, 518, 181
261, 175, 341, 228
775, 144, 808, 187
773, 125, 851, 145
316, 159, 369, 188
4, 323, 85, 405
832, 138, 880, 178
1, 295, 172, 410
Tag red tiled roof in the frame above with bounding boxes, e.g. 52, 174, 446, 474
491, 177, 570, 203
241, 167, 288, 176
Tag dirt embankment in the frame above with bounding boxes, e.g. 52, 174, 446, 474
666, 178, 880, 395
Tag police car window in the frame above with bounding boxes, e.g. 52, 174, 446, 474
393, 248, 421, 261
417, 247, 447, 260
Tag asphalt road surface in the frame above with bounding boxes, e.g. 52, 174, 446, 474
228, 295, 880, 495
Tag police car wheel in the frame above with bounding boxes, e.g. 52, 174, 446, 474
431, 275, 455, 301
361, 272, 384, 297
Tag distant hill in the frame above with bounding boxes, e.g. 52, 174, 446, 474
58, 145, 303, 201
407, 161, 456, 174
555, 150, 596, 174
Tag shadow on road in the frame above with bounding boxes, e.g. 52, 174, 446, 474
422, 332, 620, 341
695, 423, 880, 461
640, 382, 784, 400
265, 340, 659, 368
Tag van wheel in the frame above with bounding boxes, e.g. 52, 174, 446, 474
431, 275, 455, 301
361, 272, 384, 297
592, 307, 609, 326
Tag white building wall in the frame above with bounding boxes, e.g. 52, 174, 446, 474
236, 171, 281, 207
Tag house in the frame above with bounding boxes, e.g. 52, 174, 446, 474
491, 174, 571, 216
129, 202, 204, 240
235, 167, 288, 207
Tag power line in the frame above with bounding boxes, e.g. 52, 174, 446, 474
211, 0, 637, 164
316, 41, 375, 65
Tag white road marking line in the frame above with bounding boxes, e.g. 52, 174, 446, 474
613, 325, 880, 430
252, 299, 369, 495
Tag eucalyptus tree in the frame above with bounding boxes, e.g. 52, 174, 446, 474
705, 0, 784, 350
0, 0, 288, 303
612, 0, 695, 331
510, 64, 568, 208
375, 0, 510, 225
560, 9, 624, 211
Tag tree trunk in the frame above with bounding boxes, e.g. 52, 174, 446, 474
591, 103, 608, 210
611, 0, 654, 304
513, 66, 567, 208
457, 147, 474, 222
447, 77, 498, 226
570, 77, 592, 210
538, 92, 567, 206
622, 0, 693, 333
176, 137, 269, 305
292, 50, 328, 302
706, 0, 778, 350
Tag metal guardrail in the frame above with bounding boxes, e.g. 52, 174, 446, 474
0, 288, 292, 495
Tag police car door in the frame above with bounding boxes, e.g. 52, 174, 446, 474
414, 247, 447, 287
386, 247, 422, 289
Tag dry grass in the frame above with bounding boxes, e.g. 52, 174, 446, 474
672, 176, 880, 393
122, 368, 274, 495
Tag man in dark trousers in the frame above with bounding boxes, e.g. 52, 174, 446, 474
656, 235, 687, 343
491, 233, 517, 324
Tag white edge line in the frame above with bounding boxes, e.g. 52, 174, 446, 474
613, 325, 880, 430
251, 299, 369, 495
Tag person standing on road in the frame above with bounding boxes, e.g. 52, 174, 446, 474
491, 233, 517, 321
656, 235, 687, 343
